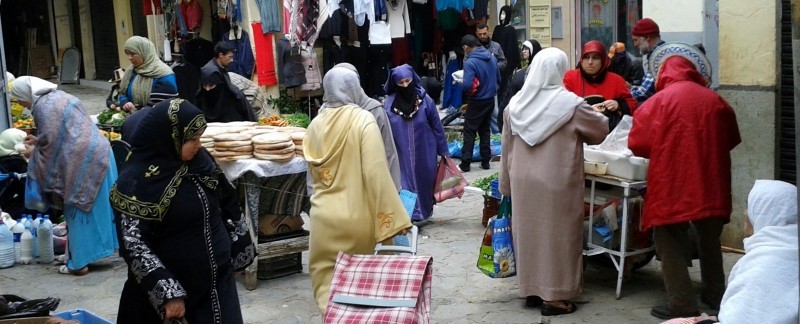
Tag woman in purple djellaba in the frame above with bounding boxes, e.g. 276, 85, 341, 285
384, 64, 449, 221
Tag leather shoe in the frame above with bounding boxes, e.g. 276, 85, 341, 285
481, 161, 490, 170
700, 294, 721, 310
458, 164, 470, 173
541, 301, 577, 316
650, 305, 700, 320
525, 296, 543, 307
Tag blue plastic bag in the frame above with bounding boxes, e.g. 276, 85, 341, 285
477, 197, 516, 278
25, 177, 49, 212
393, 190, 418, 247
448, 139, 502, 160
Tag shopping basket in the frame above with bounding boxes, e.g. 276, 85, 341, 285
323, 225, 432, 324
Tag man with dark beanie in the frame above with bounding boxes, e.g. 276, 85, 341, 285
459, 34, 499, 172
629, 18, 665, 103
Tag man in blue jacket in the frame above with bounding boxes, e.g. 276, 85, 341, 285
459, 35, 499, 172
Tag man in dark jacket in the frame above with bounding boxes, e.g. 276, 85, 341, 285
608, 42, 644, 87
459, 35, 499, 172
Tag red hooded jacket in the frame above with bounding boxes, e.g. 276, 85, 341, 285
628, 56, 741, 229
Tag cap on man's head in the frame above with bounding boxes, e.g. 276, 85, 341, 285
632, 18, 660, 37
608, 42, 626, 58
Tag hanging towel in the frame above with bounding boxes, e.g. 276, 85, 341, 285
251, 22, 278, 86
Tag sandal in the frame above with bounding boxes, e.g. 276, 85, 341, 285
58, 265, 89, 276
541, 301, 577, 316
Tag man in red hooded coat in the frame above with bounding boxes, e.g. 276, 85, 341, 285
629, 50, 741, 319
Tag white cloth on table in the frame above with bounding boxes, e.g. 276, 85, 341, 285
217, 157, 307, 181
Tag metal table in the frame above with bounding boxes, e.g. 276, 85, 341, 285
584, 174, 651, 299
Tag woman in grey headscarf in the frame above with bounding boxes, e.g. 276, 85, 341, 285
319, 63, 401, 190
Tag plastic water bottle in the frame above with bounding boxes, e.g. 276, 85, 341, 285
37, 216, 54, 264
19, 229, 32, 264
11, 219, 24, 263
22, 215, 30, 231
30, 215, 40, 258
0, 219, 14, 268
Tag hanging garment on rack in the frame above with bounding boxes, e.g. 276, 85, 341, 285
387, 0, 410, 38
367, 44, 392, 97
277, 36, 307, 88
441, 55, 462, 111
368, 21, 391, 45
143, 0, 163, 15
256, 0, 282, 33
374, 0, 387, 21
172, 61, 201, 103
251, 22, 279, 86
353, 0, 374, 27
180, 0, 203, 30
435, 0, 472, 12
224, 28, 255, 78
322, 38, 349, 75
283, 0, 292, 33
299, 0, 320, 45
299, 43, 321, 91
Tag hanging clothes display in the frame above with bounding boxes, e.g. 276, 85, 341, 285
256, 0, 282, 33
300, 0, 320, 45
387, 0, 411, 38
251, 22, 279, 86
353, 0, 375, 27
441, 52, 462, 111
277, 35, 307, 88
179, 0, 203, 31
224, 27, 256, 78
300, 43, 322, 91
143, 0, 163, 15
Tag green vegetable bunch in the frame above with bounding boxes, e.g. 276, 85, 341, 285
97, 109, 129, 126
471, 172, 499, 194
284, 113, 311, 128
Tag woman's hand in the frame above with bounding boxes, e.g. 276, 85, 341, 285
602, 100, 620, 112
163, 299, 185, 321
122, 102, 136, 112
24, 135, 38, 147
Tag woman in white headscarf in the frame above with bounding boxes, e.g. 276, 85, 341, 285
499, 48, 608, 316
717, 180, 799, 323
10, 76, 118, 276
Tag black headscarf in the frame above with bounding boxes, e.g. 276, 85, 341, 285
110, 99, 221, 221
385, 64, 424, 119
195, 63, 256, 122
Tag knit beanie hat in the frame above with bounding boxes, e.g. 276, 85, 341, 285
632, 18, 660, 37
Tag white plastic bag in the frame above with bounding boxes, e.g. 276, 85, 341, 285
589, 115, 634, 155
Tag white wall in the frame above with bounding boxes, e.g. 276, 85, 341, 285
644, 0, 704, 32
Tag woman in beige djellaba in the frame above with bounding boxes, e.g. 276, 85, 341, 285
500, 47, 608, 316
304, 66, 412, 313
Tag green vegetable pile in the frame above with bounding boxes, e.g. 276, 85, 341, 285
97, 109, 129, 126
284, 113, 311, 128
471, 172, 498, 194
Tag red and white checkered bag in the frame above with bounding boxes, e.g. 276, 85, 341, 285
323, 251, 433, 324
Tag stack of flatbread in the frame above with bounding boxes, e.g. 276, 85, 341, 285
212, 133, 254, 161
290, 132, 305, 158
200, 127, 230, 153
251, 132, 295, 162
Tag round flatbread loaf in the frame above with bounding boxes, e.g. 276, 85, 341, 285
216, 154, 254, 161
252, 132, 291, 144
211, 150, 254, 157
275, 127, 306, 133
254, 145, 295, 155
214, 133, 253, 142
215, 145, 254, 153
243, 128, 276, 136
289, 132, 306, 141
213, 140, 252, 148
207, 121, 258, 127
253, 142, 294, 151
253, 151, 295, 161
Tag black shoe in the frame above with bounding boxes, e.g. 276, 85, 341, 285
481, 161, 490, 170
458, 164, 470, 173
650, 305, 700, 320
525, 296, 543, 308
541, 301, 577, 316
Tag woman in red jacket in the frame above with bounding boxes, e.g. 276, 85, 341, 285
563, 40, 637, 131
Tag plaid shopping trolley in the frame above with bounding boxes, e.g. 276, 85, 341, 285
324, 226, 432, 324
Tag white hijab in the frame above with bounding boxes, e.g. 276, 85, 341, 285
507, 47, 584, 146
10, 76, 57, 106
718, 180, 798, 324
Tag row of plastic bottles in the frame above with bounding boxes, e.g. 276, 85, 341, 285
0, 212, 55, 268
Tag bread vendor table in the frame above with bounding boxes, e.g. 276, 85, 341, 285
218, 157, 309, 290
583, 174, 651, 299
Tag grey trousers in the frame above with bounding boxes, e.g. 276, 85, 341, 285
653, 217, 726, 312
